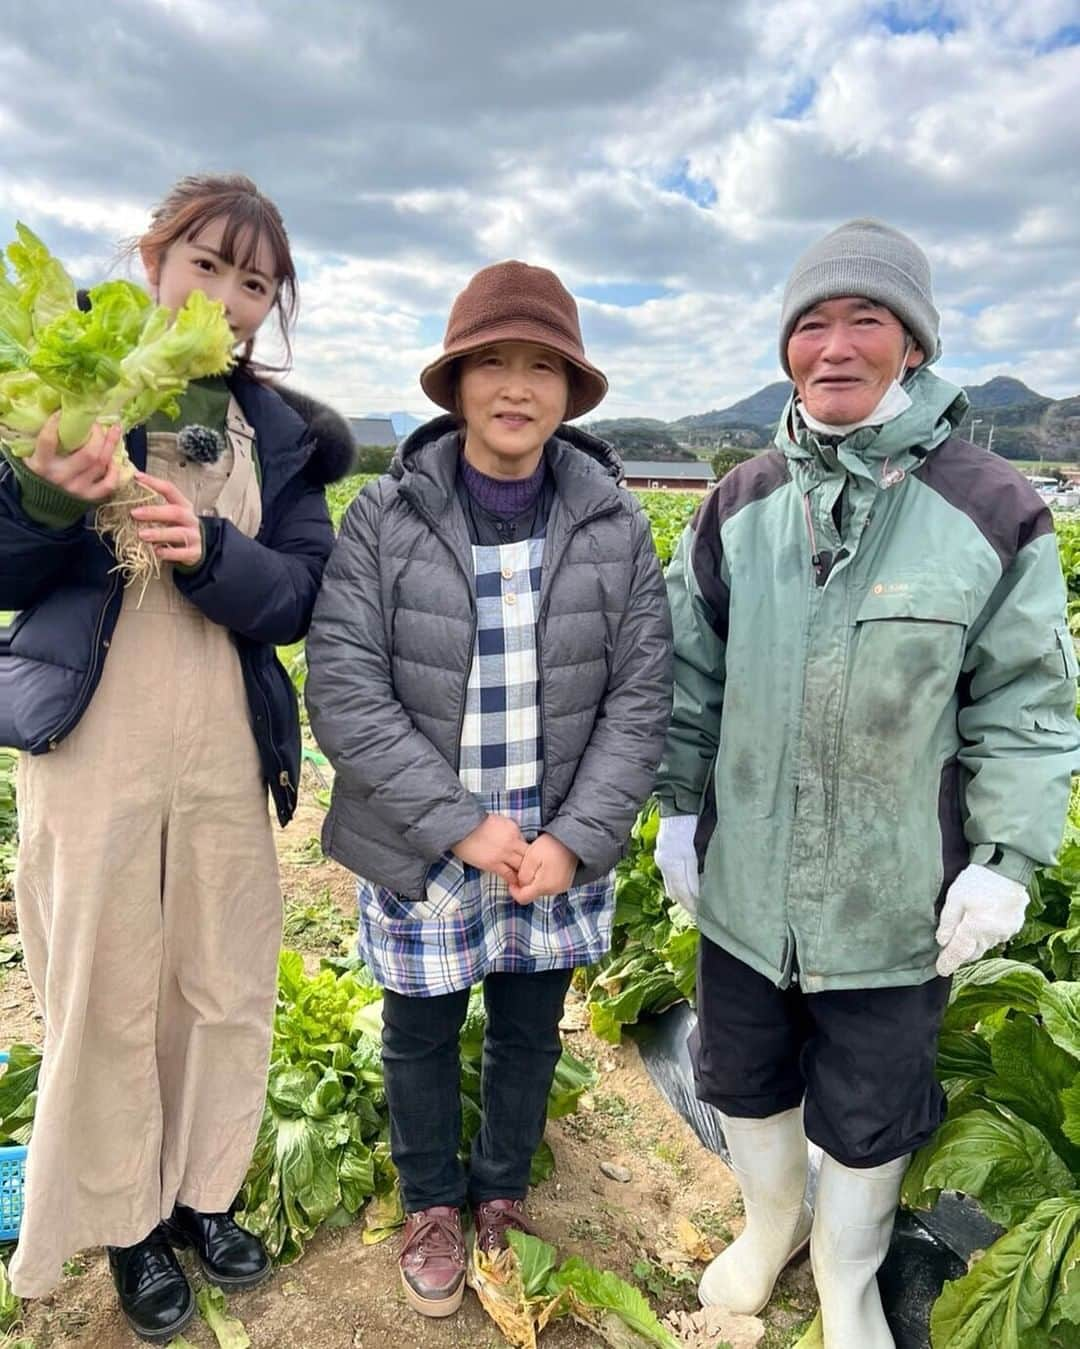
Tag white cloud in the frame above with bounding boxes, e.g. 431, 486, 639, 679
0, 0, 1076, 417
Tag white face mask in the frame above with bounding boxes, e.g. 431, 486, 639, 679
798, 339, 915, 437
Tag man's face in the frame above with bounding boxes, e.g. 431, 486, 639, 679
787, 297, 923, 425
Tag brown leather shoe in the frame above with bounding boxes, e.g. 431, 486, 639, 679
399, 1206, 466, 1317
472, 1198, 536, 1256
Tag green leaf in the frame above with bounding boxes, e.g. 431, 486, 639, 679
507, 1230, 559, 1298
943, 959, 1047, 1033
547, 1049, 597, 1119
0, 1253, 20, 1330
657, 926, 699, 1000
195, 1284, 251, 1349
6, 223, 76, 330
362, 1181, 405, 1245
1060, 1082, 1080, 1148
905, 1106, 1076, 1229
589, 999, 624, 1045
1040, 983, 1080, 1061
0, 1043, 40, 1145
982, 1015, 1080, 1168
551, 1255, 679, 1348
930, 1198, 1080, 1348
937, 1030, 995, 1082
529, 1138, 556, 1184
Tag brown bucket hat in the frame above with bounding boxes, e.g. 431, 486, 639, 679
420, 260, 608, 420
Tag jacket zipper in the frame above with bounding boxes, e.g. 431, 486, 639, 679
254, 672, 295, 807
400, 489, 478, 765
536, 500, 621, 821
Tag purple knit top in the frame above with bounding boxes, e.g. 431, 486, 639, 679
459, 453, 547, 519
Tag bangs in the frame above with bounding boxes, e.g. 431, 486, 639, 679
186, 200, 294, 282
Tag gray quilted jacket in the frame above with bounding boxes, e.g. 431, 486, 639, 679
305, 417, 673, 899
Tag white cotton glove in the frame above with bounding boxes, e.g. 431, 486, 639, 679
934, 863, 1029, 977
655, 814, 701, 918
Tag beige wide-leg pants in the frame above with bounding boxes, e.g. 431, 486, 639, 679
10, 413, 283, 1297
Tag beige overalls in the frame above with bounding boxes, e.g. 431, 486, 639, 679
10, 403, 283, 1297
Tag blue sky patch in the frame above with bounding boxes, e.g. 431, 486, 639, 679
872, 3, 956, 37
1038, 23, 1080, 52
660, 161, 718, 208
577, 282, 670, 307
778, 79, 817, 120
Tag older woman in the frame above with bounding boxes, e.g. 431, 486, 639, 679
305, 260, 672, 1319
654, 219, 1079, 1346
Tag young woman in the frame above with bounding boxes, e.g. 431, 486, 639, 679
0, 174, 354, 1341
306, 260, 673, 1319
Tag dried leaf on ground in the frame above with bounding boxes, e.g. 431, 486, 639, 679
663, 1304, 765, 1349
673, 1218, 713, 1263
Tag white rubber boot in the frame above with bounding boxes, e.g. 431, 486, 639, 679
698, 1107, 813, 1315
811, 1152, 907, 1349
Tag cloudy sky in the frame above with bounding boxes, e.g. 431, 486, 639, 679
1, 0, 1077, 422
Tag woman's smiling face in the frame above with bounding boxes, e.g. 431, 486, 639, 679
457, 342, 570, 473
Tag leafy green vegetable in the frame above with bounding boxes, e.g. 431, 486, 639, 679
500, 1231, 680, 1349
941, 958, 1048, 1033
929, 1198, 1080, 1348
0, 1254, 19, 1330
510, 1230, 559, 1299
0, 223, 233, 459
584, 802, 697, 1044
1039, 981, 1080, 1062
195, 1284, 251, 1349
237, 952, 596, 1263
0, 751, 17, 902
0, 1043, 41, 1146
981, 1014, 1080, 1171
902, 1106, 1076, 1229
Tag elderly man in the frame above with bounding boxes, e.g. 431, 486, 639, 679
654, 219, 1079, 1346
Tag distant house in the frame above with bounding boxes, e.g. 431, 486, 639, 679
622, 460, 716, 492
348, 416, 398, 447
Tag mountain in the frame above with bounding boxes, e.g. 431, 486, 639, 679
589, 377, 1080, 463
964, 377, 1051, 412
673, 382, 792, 430
584, 417, 695, 460
366, 410, 426, 437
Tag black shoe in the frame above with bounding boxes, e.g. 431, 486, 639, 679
107, 1226, 195, 1344
164, 1203, 272, 1290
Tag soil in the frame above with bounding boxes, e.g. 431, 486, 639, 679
0, 784, 818, 1349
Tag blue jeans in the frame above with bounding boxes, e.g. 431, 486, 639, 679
381, 968, 573, 1211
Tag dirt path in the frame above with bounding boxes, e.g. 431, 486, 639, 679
0, 787, 817, 1348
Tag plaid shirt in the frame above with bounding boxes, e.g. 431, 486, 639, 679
358, 534, 615, 996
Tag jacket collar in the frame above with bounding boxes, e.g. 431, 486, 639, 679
393, 415, 625, 527
775, 367, 969, 488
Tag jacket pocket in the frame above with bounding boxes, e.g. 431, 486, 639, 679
844, 589, 967, 746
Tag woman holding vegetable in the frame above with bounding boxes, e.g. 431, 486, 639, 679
305, 260, 673, 1319
0, 174, 354, 1341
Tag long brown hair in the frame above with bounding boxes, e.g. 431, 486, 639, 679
127, 173, 298, 374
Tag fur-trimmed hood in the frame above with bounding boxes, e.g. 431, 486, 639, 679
270, 384, 356, 486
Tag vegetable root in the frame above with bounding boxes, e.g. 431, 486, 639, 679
93, 477, 165, 601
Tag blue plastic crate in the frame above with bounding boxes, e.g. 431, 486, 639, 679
0, 1052, 26, 1242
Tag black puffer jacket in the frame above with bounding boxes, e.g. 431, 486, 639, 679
0, 374, 354, 824
305, 416, 673, 897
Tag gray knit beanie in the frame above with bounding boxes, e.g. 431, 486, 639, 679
779, 218, 940, 375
